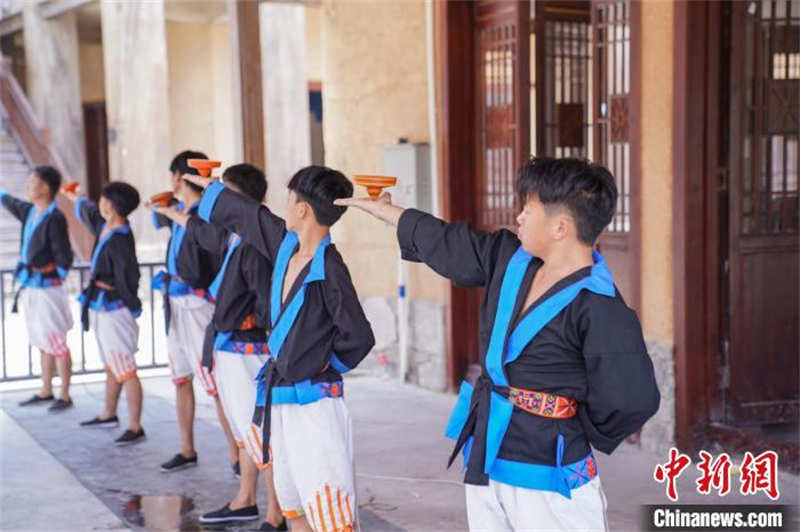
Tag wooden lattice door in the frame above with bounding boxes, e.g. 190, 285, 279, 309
474, 0, 531, 233
591, 0, 640, 308
535, 1, 592, 158
726, 0, 799, 426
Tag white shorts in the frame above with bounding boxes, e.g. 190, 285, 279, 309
89, 308, 139, 383
214, 350, 269, 469
20, 285, 74, 358
271, 397, 356, 530
167, 295, 216, 394
465, 476, 608, 532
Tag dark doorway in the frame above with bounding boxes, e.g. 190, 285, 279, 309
673, 0, 799, 471
83, 102, 109, 201
725, 0, 798, 428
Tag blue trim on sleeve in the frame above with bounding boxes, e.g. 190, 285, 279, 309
0, 189, 7, 199
57, 267, 68, 280
329, 353, 350, 374
198, 181, 225, 222
74, 197, 87, 224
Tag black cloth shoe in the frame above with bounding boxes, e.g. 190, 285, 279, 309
18, 393, 54, 406
259, 520, 288, 531
232, 461, 241, 479
79, 415, 120, 429
114, 428, 146, 446
48, 399, 73, 412
199, 503, 259, 524
160, 453, 198, 473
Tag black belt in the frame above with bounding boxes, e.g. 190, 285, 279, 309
201, 321, 216, 370
252, 357, 278, 464
80, 280, 116, 331
11, 262, 25, 314
162, 275, 173, 332
11, 262, 57, 313
447, 374, 505, 486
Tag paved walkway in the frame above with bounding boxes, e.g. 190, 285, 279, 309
1, 374, 798, 531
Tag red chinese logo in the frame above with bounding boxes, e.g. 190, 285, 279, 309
696, 451, 732, 496
653, 448, 780, 501
653, 447, 692, 501
740, 451, 780, 500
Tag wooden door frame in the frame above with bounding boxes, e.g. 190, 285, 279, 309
436, 0, 531, 390
672, 0, 799, 471
435, 0, 479, 390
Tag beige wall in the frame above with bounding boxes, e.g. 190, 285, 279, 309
166, 21, 214, 163
210, 22, 236, 169
79, 42, 105, 103
638, 0, 674, 344
320, 0, 446, 305
165, 20, 236, 172
305, 5, 322, 82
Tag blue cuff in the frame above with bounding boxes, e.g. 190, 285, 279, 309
198, 181, 225, 222
56, 267, 69, 280
74, 197, 87, 224
151, 211, 160, 231
131, 308, 142, 319
329, 353, 351, 374
0, 189, 7, 199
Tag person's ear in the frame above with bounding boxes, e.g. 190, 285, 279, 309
553, 215, 571, 241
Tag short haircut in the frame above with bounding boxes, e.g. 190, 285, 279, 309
33, 165, 61, 200
222, 164, 267, 203
170, 150, 208, 193
287, 166, 353, 227
102, 181, 141, 218
516, 157, 617, 245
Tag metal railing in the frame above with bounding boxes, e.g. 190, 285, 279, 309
0, 261, 168, 382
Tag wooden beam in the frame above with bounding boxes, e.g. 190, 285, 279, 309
672, 0, 713, 452
228, 0, 266, 169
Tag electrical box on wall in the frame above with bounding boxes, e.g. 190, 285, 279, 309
382, 141, 431, 212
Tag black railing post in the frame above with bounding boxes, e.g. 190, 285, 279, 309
149, 265, 156, 365
79, 267, 86, 372
0, 272, 6, 380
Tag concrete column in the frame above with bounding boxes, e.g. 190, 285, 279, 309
22, 4, 86, 182
101, 0, 171, 246
260, 2, 311, 216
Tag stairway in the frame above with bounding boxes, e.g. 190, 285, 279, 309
0, 119, 29, 268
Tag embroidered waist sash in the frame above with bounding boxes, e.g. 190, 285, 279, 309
446, 375, 596, 499
251, 357, 344, 463
11, 262, 61, 313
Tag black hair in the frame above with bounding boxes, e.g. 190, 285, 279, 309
170, 150, 208, 193
287, 165, 353, 227
102, 181, 141, 218
222, 164, 267, 203
33, 165, 61, 200
516, 157, 617, 245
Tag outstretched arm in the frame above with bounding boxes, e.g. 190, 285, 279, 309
151, 203, 190, 228
334, 192, 404, 227
0, 190, 33, 222
184, 216, 229, 256
71, 195, 104, 235
336, 192, 509, 288
184, 175, 285, 262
